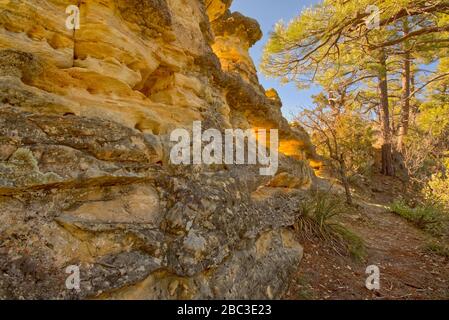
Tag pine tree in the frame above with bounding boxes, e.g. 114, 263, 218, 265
262, 0, 449, 176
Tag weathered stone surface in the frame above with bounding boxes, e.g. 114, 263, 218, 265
0, 0, 320, 299
206, 0, 233, 22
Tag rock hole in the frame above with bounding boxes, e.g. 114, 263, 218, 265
137, 65, 174, 97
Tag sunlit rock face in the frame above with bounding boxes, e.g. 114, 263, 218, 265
0, 0, 319, 299
211, 10, 262, 89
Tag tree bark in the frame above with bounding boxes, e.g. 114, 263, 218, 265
338, 155, 352, 205
378, 50, 395, 176
397, 20, 411, 152
410, 66, 418, 124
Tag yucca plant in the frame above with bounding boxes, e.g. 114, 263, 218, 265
295, 191, 366, 261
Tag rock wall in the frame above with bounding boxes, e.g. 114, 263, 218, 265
0, 0, 319, 299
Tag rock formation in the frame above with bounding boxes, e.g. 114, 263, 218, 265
0, 0, 319, 299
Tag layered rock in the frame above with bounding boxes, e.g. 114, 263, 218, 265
0, 0, 319, 299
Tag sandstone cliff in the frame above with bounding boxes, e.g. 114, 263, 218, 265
0, 0, 318, 299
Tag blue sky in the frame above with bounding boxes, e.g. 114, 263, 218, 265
231, 0, 321, 119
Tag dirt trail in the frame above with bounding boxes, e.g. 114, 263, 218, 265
286, 180, 449, 300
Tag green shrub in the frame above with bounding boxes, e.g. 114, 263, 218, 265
389, 200, 445, 236
425, 172, 449, 211
295, 191, 366, 261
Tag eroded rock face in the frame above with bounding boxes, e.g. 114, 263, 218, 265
0, 0, 318, 299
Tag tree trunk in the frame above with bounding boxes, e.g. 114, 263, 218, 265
397, 20, 411, 152
338, 155, 352, 205
410, 66, 418, 124
378, 50, 395, 176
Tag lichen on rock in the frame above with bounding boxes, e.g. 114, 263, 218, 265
0, 148, 62, 190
